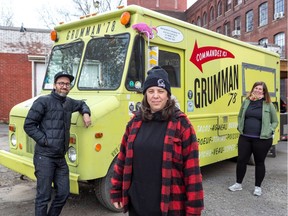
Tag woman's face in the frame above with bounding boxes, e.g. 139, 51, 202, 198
146, 86, 169, 113
253, 85, 264, 96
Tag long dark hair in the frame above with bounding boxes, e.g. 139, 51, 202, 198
140, 94, 176, 121
247, 81, 271, 103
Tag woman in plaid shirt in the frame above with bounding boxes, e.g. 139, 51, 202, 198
111, 66, 204, 216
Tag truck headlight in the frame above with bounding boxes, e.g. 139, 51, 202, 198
11, 133, 17, 147
67, 146, 77, 162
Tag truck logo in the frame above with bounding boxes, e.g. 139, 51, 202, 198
194, 65, 239, 108
66, 21, 117, 41
190, 41, 235, 72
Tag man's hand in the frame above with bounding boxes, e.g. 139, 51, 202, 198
83, 113, 91, 128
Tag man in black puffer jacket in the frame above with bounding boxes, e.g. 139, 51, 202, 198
24, 71, 91, 216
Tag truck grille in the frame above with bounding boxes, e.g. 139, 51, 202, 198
26, 136, 36, 154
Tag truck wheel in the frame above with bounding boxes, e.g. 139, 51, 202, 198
94, 159, 122, 212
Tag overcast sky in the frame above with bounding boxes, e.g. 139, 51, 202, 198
1, 0, 73, 28
1, 0, 197, 28
188, 0, 197, 7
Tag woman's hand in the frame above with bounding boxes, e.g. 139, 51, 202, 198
113, 201, 123, 209
250, 91, 264, 101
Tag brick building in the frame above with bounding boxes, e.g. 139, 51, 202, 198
0, 26, 52, 122
128, 0, 188, 20
185, 0, 287, 58
128, 0, 187, 11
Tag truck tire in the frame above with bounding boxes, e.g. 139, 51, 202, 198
94, 159, 122, 212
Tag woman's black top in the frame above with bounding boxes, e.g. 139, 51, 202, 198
128, 112, 168, 216
243, 99, 263, 138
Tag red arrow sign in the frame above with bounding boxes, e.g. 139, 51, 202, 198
190, 41, 235, 72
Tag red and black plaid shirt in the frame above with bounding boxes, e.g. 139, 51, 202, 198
111, 110, 204, 215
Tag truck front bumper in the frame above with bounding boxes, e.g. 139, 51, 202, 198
0, 150, 80, 194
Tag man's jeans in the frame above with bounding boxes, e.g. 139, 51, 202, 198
33, 154, 70, 216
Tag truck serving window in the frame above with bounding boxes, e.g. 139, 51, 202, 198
43, 40, 84, 89
78, 33, 130, 90
159, 50, 181, 87
126, 35, 145, 91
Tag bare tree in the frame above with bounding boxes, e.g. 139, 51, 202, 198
72, 0, 92, 16
39, 0, 125, 29
0, 6, 14, 27
93, 0, 114, 13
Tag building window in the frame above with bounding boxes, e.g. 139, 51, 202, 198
234, 16, 241, 30
259, 38, 268, 47
234, 0, 242, 6
197, 16, 201, 26
203, 12, 207, 26
274, 32, 285, 58
274, 0, 285, 19
217, 1, 222, 17
245, 10, 254, 32
224, 22, 231, 36
210, 7, 215, 22
259, 2, 268, 27
232, 17, 241, 37
216, 27, 222, 33
225, 0, 232, 12
274, 0, 284, 13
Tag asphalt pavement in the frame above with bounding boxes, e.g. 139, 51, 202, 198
0, 123, 287, 216
0, 123, 9, 151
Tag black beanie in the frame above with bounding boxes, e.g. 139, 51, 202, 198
143, 66, 171, 95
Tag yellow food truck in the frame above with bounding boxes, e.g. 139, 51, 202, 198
0, 5, 280, 212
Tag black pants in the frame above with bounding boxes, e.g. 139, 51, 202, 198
236, 135, 272, 187
33, 154, 70, 216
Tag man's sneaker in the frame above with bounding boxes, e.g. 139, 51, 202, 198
253, 186, 262, 196
228, 183, 243, 191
